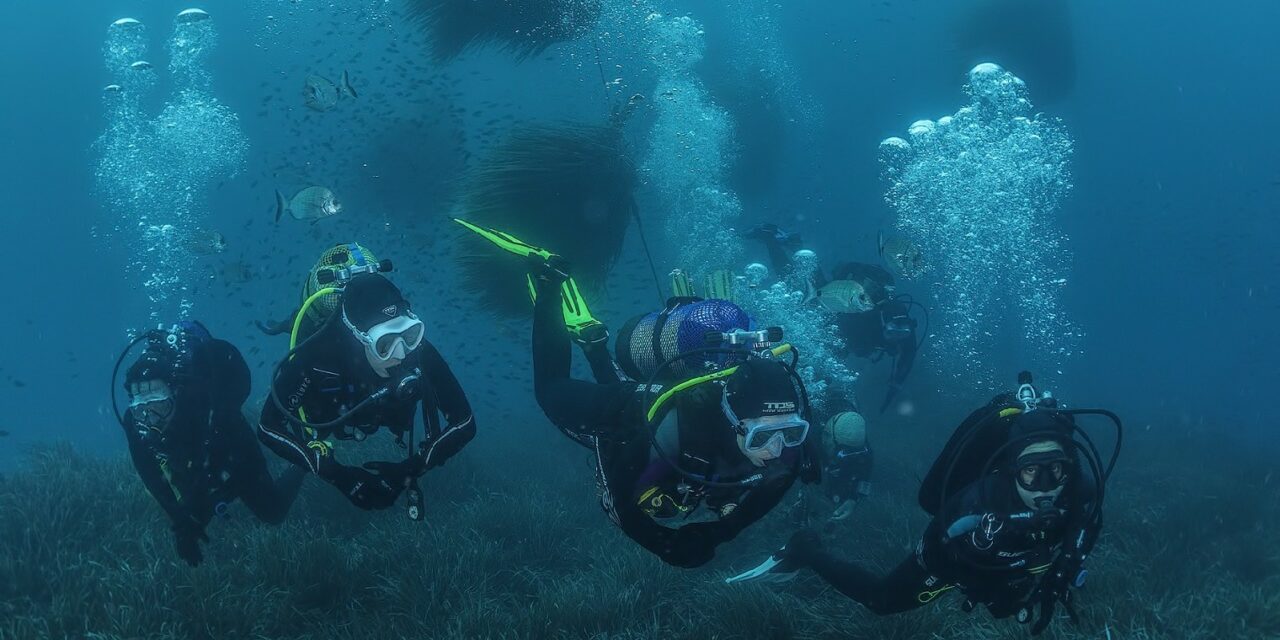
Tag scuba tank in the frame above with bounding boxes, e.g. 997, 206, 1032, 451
917, 372, 1120, 518
615, 298, 754, 383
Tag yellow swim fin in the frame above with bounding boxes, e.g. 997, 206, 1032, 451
453, 218, 553, 259
703, 270, 735, 302
670, 269, 696, 298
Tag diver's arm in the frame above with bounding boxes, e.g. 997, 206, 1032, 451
932, 482, 1000, 572
660, 475, 798, 567
256, 361, 333, 477
123, 430, 199, 529
531, 273, 645, 437
579, 329, 630, 383
418, 341, 476, 471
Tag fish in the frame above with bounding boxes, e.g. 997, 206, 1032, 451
186, 228, 227, 255
816, 279, 875, 314
218, 261, 254, 285
0, 430, 9, 437
303, 71, 357, 112
275, 186, 341, 223
878, 231, 927, 279
130, 61, 152, 71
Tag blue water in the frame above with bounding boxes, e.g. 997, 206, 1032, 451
1, 0, 1276, 471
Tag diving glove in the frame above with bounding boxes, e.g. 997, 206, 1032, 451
330, 465, 400, 510
172, 519, 208, 567
363, 456, 425, 487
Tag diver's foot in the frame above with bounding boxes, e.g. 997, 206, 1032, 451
526, 253, 571, 284
572, 320, 609, 347
744, 223, 782, 242
725, 547, 802, 585
744, 223, 802, 249
782, 529, 824, 565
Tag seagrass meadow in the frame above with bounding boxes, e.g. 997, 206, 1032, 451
3, 411, 1276, 640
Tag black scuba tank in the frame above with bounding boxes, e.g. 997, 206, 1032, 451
917, 392, 1020, 516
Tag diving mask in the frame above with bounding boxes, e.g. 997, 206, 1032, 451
129, 379, 174, 432
740, 415, 809, 453
344, 311, 425, 363
882, 313, 914, 342
722, 389, 809, 454
1015, 450, 1070, 493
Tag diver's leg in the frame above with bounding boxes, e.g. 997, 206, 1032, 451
530, 271, 637, 434
616, 509, 715, 569
229, 420, 304, 524
807, 551, 935, 615
532, 273, 574, 390
581, 336, 630, 384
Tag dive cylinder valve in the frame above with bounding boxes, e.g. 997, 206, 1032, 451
317, 259, 394, 285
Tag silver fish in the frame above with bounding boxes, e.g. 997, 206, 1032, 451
218, 261, 254, 284
186, 228, 227, 255
303, 70, 357, 112
275, 186, 341, 223
816, 279, 875, 314
878, 231, 926, 280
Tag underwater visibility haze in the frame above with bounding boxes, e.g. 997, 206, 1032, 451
1, 1, 1278, 638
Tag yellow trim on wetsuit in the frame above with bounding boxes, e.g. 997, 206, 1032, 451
306, 440, 333, 457
999, 407, 1022, 419
158, 457, 184, 503
916, 583, 956, 603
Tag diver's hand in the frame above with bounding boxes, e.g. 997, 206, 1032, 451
829, 499, 858, 522
1029, 555, 1081, 635
526, 253, 571, 284
363, 456, 424, 487
329, 465, 400, 510
172, 521, 208, 567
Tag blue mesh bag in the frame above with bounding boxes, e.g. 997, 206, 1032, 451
615, 299, 753, 383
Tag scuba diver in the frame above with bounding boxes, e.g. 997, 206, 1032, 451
258, 254, 475, 518
731, 372, 1121, 636
454, 219, 821, 568
796, 410, 874, 526
112, 321, 305, 567
746, 223, 924, 412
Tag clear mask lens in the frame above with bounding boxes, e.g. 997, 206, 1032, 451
368, 316, 424, 360
743, 416, 809, 452
130, 393, 174, 430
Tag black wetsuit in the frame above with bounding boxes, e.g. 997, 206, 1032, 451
796, 464, 1097, 618
756, 230, 919, 410
822, 440, 873, 508
124, 338, 304, 564
258, 323, 475, 510
530, 270, 819, 568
